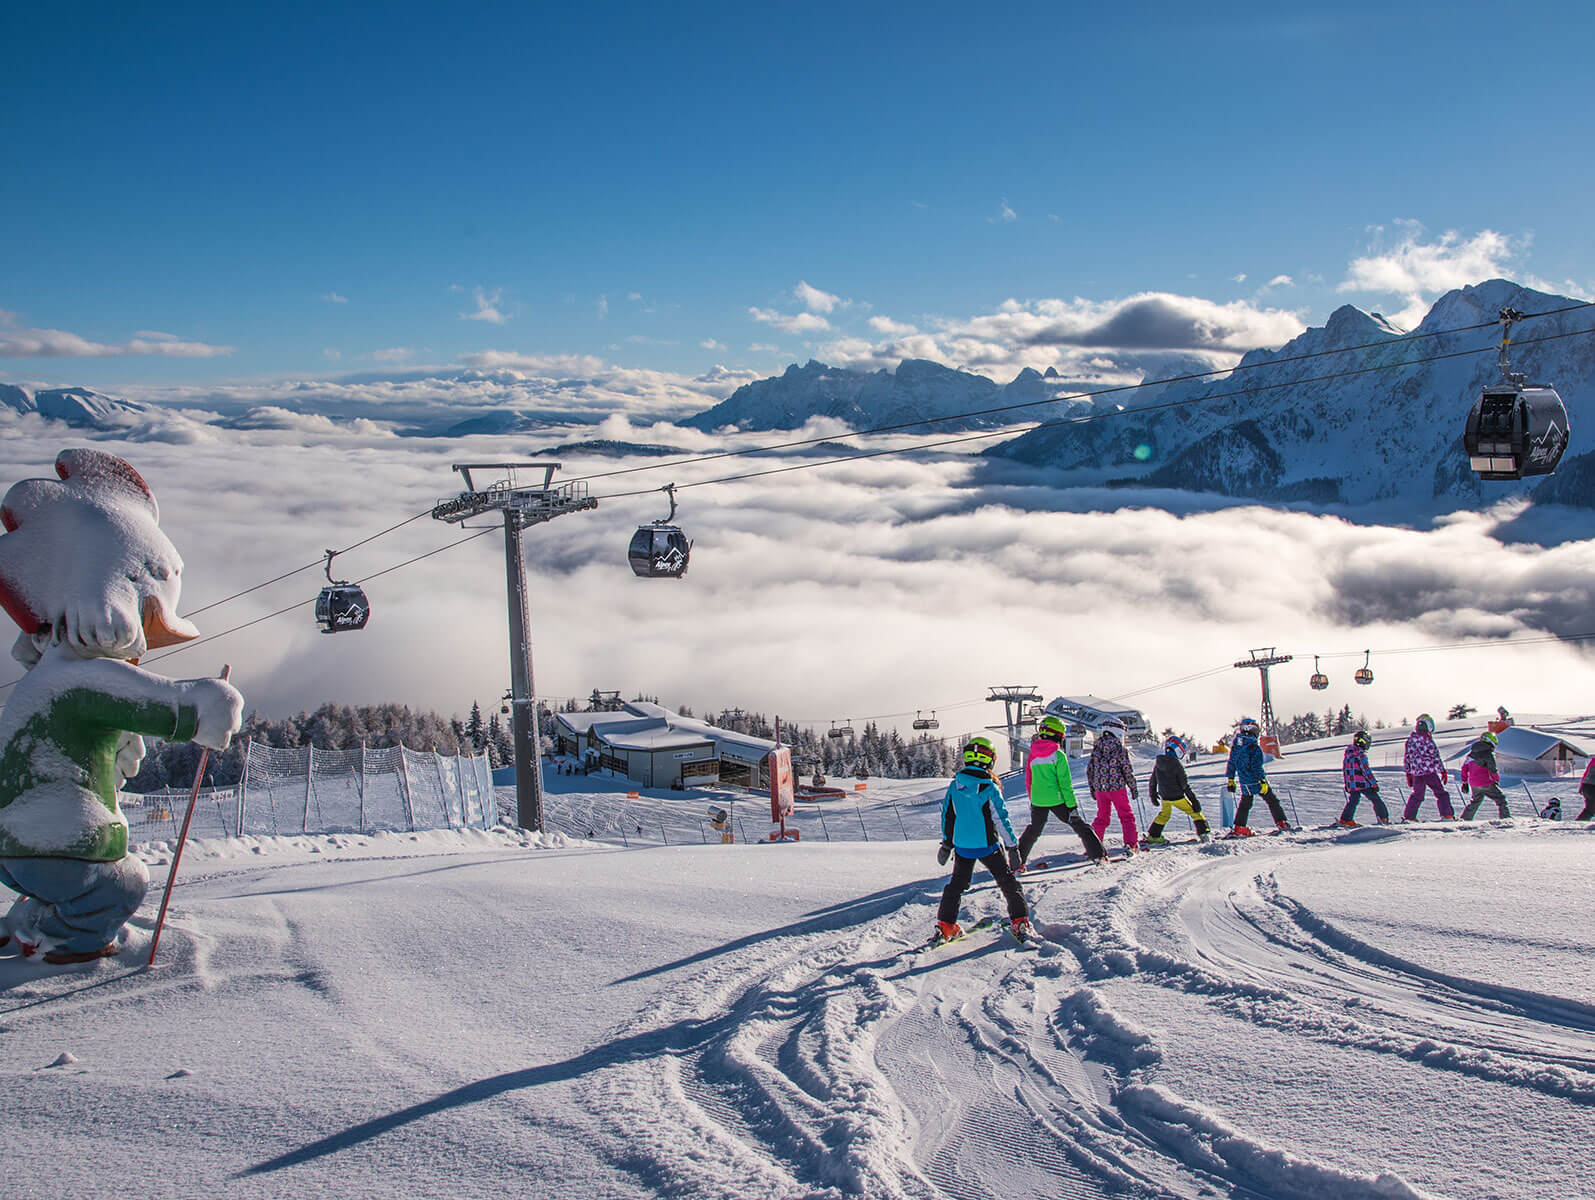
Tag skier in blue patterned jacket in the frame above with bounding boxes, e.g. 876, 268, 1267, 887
934, 737, 1030, 944
1224, 718, 1289, 835
1338, 730, 1389, 825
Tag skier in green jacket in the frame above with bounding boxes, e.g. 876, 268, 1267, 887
1016, 715, 1107, 866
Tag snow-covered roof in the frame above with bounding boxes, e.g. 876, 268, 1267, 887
554, 702, 776, 761
1443, 725, 1589, 762
1042, 696, 1152, 734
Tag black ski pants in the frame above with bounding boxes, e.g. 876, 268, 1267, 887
1017, 804, 1106, 863
1577, 783, 1595, 821
1339, 787, 1389, 824
1235, 787, 1287, 828
938, 850, 1028, 925
1462, 784, 1510, 820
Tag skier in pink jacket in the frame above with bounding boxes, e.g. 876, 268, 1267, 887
1087, 719, 1139, 853
1401, 714, 1456, 820
1460, 731, 1511, 819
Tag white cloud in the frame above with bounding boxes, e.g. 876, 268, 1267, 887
1338, 223, 1517, 327
1267, 275, 1295, 288
1232, 274, 1248, 284
700, 338, 725, 351
598, 294, 609, 320
0, 309, 17, 327
627, 292, 642, 302
323, 292, 349, 304
793, 281, 841, 314
992, 199, 1017, 223
370, 347, 415, 363
749, 307, 831, 334
868, 316, 918, 337
461, 287, 509, 325
0, 328, 236, 358
749, 343, 782, 353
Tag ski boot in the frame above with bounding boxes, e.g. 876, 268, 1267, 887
1141, 834, 1168, 848
1195, 823, 1211, 843
931, 920, 962, 947
1230, 825, 1254, 838
1336, 818, 1358, 828
42, 943, 118, 965
1009, 916, 1033, 942
1276, 820, 1293, 833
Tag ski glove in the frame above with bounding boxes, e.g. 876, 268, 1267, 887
1259, 781, 1272, 796
1006, 846, 1022, 873
936, 843, 951, 866
1226, 778, 1237, 793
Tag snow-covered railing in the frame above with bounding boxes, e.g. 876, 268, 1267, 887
124, 742, 498, 843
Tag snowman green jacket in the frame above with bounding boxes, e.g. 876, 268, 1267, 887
0, 652, 206, 861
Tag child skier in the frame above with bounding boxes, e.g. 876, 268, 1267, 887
1087, 719, 1140, 854
1225, 717, 1290, 836
1143, 735, 1210, 846
1401, 713, 1455, 820
935, 736, 1031, 945
1338, 730, 1390, 826
1460, 730, 1511, 819
1578, 757, 1595, 822
1017, 714, 1107, 866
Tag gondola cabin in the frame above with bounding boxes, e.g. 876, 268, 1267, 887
627, 525, 691, 578
1464, 383, 1570, 481
1309, 656, 1329, 691
1354, 666, 1374, 685
315, 584, 370, 633
912, 711, 939, 730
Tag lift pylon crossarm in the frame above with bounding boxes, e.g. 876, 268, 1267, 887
433, 462, 596, 527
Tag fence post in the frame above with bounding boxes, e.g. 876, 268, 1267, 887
398, 748, 417, 832
302, 745, 314, 834
892, 802, 908, 840
817, 806, 831, 842
237, 740, 251, 836
856, 803, 870, 841
358, 742, 367, 833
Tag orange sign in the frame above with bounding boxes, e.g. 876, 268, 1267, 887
768, 746, 794, 821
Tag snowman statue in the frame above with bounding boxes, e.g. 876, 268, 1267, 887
0, 449, 243, 964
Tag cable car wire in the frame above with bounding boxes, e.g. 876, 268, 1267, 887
562, 300, 1595, 490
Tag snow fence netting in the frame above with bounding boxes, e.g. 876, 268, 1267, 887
122, 742, 497, 843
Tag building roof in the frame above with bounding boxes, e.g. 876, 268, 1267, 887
554, 701, 777, 760
1445, 725, 1590, 762
1042, 695, 1152, 734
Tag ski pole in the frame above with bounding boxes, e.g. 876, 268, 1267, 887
1283, 785, 1301, 828
148, 665, 230, 968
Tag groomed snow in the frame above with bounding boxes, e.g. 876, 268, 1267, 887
2, 778, 1593, 1199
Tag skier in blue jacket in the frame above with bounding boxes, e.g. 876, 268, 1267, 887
935, 736, 1031, 944
1224, 717, 1289, 836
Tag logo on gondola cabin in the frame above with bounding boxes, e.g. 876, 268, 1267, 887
652, 546, 687, 574
1529, 420, 1567, 466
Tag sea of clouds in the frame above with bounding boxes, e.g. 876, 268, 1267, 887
3, 399, 1591, 744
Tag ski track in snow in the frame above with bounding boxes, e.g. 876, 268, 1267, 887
562, 827, 1595, 1198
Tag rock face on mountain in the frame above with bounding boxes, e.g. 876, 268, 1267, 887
0, 384, 145, 426
680, 358, 1033, 433
989, 279, 1593, 505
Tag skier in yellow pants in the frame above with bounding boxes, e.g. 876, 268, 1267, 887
1142, 735, 1210, 846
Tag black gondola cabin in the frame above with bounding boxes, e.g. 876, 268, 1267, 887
315, 584, 370, 633
1464, 383, 1570, 481
628, 525, 691, 578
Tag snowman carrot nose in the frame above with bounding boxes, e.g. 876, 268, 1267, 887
142, 595, 199, 648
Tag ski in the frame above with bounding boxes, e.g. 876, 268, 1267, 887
915, 915, 998, 954
1137, 835, 1210, 850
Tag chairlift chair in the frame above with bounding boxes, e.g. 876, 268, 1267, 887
827, 719, 854, 739
1464, 308, 1570, 481
314, 549, 370, 634
628, 483, 693, 578
1309, 656, 1329, 691
912, 710, 939, 731
1354, 650, 1374, 686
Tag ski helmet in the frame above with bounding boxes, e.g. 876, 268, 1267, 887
1099, 718, 1126, 738
1037, 714, 1067, 740
1481, 729, 1499, 746
1353, 730, 1371, 750
1415, 713, 1434, 733
963, 736, 997, 766
1163, 734, 1187, 757
1238, 717, 1261, 738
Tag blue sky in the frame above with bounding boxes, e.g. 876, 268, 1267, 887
4, 0, 1593, 389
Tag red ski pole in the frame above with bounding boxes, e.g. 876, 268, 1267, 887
147, 664, 231, 968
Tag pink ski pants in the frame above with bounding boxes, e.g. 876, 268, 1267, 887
1090, 787, 1138, 848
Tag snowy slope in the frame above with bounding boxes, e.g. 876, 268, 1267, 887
0, 382, 146, 427
3, 772, 1594, 1200
986, 279, 1594, 506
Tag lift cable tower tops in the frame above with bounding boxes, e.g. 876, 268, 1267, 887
987, 686, 1043, 771
432, 463, 596, 833
1233, 648, 1293, 747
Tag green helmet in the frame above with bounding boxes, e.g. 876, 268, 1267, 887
1037, 714, 1066, 740
1481, 730, 1499, 746
1353, 730, 1371, 750
963, 736, 997, 767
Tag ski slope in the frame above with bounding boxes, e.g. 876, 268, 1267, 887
1, 780, 1593, 1200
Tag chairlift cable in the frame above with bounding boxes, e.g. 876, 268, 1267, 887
592, 325, 1595, 503
563, 301, 1595, 490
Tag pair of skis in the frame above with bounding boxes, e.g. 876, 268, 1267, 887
918, 915, 1037, 954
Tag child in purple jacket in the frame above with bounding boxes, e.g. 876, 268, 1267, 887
1401, 713, 1456, 820
1339, 730, 1390, 826
1087, 720, 1139, 853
